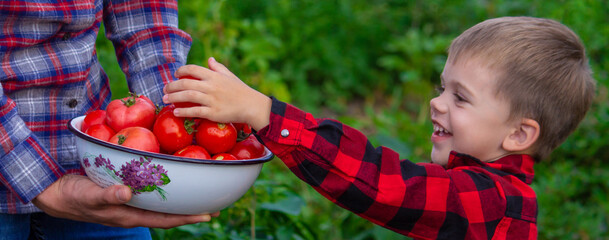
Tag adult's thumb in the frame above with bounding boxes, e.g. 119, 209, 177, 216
115, 186, 132, 203
99, 185, 132, 205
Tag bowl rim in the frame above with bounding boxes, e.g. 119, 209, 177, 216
68, 116, 274, 165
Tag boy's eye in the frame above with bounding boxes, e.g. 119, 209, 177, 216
434, 85, 445, 95
453, 93, 466, 102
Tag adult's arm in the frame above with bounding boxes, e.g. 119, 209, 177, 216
30, 0, 214, 227
0, 87, 66, 208
33, 174, 213, 228
102, 0, 192, 103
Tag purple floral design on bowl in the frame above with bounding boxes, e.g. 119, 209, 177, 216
119, 157, 170, 199
82, 154, 171, 200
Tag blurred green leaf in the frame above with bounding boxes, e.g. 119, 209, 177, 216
259, 193, 305, 216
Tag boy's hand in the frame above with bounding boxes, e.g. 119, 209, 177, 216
163, 57, 271, 131
33, 174, 219, 229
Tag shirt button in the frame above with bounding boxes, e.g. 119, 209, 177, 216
67, 99, 78, 108
62, 33, 71, 40
280, 129, 290, 137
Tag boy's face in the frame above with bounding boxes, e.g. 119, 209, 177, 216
429, 58, 514, 165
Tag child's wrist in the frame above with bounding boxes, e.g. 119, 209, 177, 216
247, 93, 272, 131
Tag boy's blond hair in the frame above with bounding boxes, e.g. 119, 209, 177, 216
447, 16, 595, 161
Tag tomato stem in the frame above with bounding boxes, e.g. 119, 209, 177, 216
120, 92, 139, 107
118, 135, 127, 145
236, 131, 252, 142
184, 119, 196, 135
154, 104, 163, 115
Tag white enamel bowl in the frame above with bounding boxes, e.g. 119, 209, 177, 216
68, 116, 273, 215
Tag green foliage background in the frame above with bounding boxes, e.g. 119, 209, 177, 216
96, 0, 609, 239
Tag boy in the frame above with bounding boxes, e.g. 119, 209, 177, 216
162, 17, 595, 239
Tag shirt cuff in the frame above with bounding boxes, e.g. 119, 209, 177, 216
257, 97, 306, 142
0, 135, 65, 204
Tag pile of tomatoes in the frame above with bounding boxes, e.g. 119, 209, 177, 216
80, 93, 265, 161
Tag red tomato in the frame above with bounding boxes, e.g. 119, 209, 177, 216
173, 76, 201, 108
156, 104, 203, 129
233, 123, 252, 134
81, 110, 107, 132
173, 145, 211, 160
211, 153, 238, 161
153, 110, 195, 153
229, 134, 265, 159
156, 104, 202, 128
156, 104, 175, 117
195, 119, 237, 154
233, 123, 253, 141
139, 95, 155, 107
105, 92, 157, 132
85, 124, 115, 142
109, 127, 160, 153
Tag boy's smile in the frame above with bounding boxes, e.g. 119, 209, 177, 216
431, 124, 452, 141
429, 58, 514, 166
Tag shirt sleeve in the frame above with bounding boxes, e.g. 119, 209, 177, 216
102, 0, 192, 104
256, 97, 473, 239
0, 87, 66, 204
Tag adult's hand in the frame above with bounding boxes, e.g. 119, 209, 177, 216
32, 174, 219, 229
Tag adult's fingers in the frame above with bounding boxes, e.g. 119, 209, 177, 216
105, 206, 214, 229
33, 175, 215, 229
77, 187, 214, 228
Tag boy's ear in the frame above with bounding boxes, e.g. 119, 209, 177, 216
502, 118, 540, 152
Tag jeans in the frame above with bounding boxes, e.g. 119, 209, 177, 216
0, 212, 151, 240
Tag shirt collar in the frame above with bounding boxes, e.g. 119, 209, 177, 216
446, 151, 535, 184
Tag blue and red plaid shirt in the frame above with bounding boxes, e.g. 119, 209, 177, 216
257, 98, 538, 239
0, 0, 191, 213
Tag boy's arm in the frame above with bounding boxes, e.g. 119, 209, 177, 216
163, 62, 467, 237
256, 99, 539, 238
102, 0, 192, 103
255, 98, 470, 238
163, 63, 461, 237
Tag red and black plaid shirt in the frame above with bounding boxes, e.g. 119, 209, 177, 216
257, 98, 538, 240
